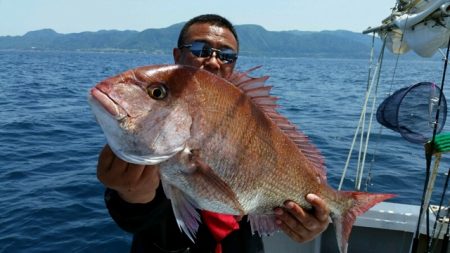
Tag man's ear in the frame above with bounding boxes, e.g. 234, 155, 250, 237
173, 48, 181, 64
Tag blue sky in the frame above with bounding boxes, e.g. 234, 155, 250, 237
0, 0, 396, 36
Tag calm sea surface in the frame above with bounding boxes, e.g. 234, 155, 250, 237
1, 50, 449, 252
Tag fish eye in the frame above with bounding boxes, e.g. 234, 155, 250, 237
147, 84, 168, 100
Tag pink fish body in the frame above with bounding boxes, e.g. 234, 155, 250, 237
89, 64, 394, 253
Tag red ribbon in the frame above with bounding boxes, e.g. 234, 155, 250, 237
201, 210, 240, 253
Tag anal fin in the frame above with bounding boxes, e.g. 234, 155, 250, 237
248, 214, 279, 236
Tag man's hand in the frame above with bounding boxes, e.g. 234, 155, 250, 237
96, 145, 160, 204
274, 194, 330, 243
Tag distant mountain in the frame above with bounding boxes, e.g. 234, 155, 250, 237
236, 25, 376, 58
0, 24, 388, 58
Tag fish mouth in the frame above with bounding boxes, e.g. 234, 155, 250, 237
89, 87, 127, 120
110, 144, 185, 165
88, 91, 186, 166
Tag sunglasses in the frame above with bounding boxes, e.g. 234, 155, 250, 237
180, 41, 238, 64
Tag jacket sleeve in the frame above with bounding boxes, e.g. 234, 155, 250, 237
104, 183, 172, 233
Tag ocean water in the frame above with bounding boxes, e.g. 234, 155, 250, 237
1, 50, 449, 252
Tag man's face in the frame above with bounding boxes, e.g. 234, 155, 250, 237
173, 23, 238, 79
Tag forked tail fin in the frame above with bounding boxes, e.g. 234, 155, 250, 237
331, 192, 395, 253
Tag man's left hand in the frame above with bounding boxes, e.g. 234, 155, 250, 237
274, 194, 330, 243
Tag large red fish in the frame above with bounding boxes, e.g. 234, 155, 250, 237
88, 64, 394, 253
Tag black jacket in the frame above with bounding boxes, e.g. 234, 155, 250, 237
105, 185, 265, 253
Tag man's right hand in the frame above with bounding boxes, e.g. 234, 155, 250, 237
96, 145, 160, 204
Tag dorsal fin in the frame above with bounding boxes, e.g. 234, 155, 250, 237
228, 67, 326, 180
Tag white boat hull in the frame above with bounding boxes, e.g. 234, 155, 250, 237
263, 202, 449, 253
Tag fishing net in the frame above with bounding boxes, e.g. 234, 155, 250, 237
376, 82, 447, 144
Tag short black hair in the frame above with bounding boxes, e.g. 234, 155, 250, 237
177, 14, 239, 51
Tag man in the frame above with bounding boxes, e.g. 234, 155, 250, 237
97, 14, 330, 253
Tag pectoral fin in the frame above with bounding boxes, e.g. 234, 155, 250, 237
188, 149, 245, 215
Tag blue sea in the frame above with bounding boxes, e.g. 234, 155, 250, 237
1, 50, 449, 252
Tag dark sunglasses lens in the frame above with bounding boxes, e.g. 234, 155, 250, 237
218, 51, 237, 63
188, 42, 210, 57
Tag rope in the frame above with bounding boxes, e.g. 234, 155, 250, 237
364, 21, 409, 192
356, 78, 380, 190
357, 34, 380, 189
339, 34, 387, 190
356, 34, 378, 187
356, 37, 386, 190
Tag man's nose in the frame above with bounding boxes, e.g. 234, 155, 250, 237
203, 51, 221, 71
